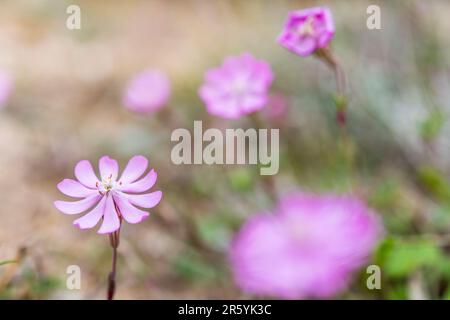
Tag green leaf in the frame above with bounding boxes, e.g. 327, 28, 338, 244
386, 284, 408, 300
369, 179, 398, 209
419, 110, 445, 141
435, 256, 450, 279
374, 237, 395, 265
417, 166, 450, 202
196, 215, 233, 251
381, 238, 442, 278
172, 250, 218, 281
31, 276, 61, 295
228, 168, 253, 191
443, 286, 450, 300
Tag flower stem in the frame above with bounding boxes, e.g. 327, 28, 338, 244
315, 47, 354, 180
107, 229, 120, 300
315, 47, 347, 128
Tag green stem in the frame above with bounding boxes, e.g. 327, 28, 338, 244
315, 47, 354, 181
0, 260, 17, 266
315, 47, 347, 127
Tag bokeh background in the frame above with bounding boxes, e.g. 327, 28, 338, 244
1, 0, 450, 299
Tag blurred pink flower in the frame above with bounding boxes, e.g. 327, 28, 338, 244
199, 53, 273, 119
123, 70, 171, 113
0, 72, 13, 108
277, 7, 335, 57
230, 192, 382, 299
55, 155, 162, 234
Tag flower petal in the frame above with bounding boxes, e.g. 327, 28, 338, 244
120, 190, 162, 208
97, 195, 121, 234
75, 160, 100, 188
119, 169, 157, 193
99, 156, 119, 181
54, 194, 101, 215
73, 196, 107, 229
57, 179, 97, 198
119, 155, 148, 184
113, 193, 149, 224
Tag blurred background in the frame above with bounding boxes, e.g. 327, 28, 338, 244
1, 0, 450, 299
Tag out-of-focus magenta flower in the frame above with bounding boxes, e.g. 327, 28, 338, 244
0, 72, 13, 108
230, 192, 382, 299
199, 53, 274, 119
277, 7, 335, 57
123, 70, 171, 113
55, 155, 162, 234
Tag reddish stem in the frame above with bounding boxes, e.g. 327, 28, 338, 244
107, 228, 120, 300
336, 109, 346, 127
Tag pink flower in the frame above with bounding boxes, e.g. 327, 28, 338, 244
54, 155, 162, 234
0, 72, 13, 108
229, 192, 382, 299
123, 70, 171, 113
277, 7, 335, 57
199, 53, 274, 119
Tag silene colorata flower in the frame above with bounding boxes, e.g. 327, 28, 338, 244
55, 155, 162, 234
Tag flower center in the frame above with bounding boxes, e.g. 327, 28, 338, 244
97, 174, 117, 194
231, 78, 248, 96
283, 216, 312, 244
299, 16, 315, 36
103, 180, 114, 191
